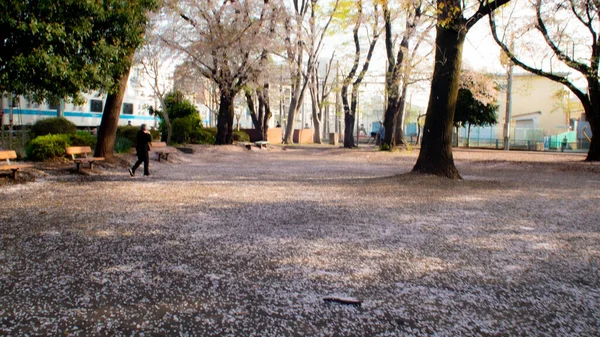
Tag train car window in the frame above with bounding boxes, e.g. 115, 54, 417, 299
122, 103, 134, 115
90, 100, 103, 112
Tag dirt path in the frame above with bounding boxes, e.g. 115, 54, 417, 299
1, 145, 599, 336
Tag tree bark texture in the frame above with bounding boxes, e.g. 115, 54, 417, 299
393, 85, 408, 146
412, 25, 465, 179
311, 102, 322, 143
94, 54, 134, 159
585, 89, 600, 161
216, 92, 235, 145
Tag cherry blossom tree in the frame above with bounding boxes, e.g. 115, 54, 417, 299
164, 0, 285, 144
490, 0, 600, 161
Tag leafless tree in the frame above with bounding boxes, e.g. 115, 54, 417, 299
381, 0, 433, 150
163, 0, 285, 144
490, 0, 600, 161
340, 0, 382, 148
134, 20, 174, 143
281, 0, 339, 144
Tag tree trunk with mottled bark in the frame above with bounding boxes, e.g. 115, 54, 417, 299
94, 54, 134, 159
412, 25, 465, 179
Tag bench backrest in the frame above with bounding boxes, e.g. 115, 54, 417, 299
151, 142, 167, 148
66, 146, 92, 159
0, 150, 17, 165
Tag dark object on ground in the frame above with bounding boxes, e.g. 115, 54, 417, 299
323, 296, 362, 307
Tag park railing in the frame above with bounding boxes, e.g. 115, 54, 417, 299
0, 128, 29, 157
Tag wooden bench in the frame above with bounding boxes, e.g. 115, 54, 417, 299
150, 142, 177, 162
65, 146, 105, 172
0, 150, 33, 179
255, 141, 269, 149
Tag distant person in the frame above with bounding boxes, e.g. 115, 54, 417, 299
561, 136, 567, 152
127, 121, 132, 126
129, 124, 152, 177
359, 123, 366, 136
276, 122, 281, 128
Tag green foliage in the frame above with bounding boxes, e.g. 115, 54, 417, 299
116, 125, 159, 147
30, 117, 77, 138
171, 115, 202, 144
164, 91, 200, 120
149, 128, 160, 141
192, 129, 216, 145
69, 131, 97, 147
232, 130, 250, 143
154, 91, 203, 143
25, 134, 70, 161
0, 0, 158, 100
114, 136, 134, 154
195, 127, 246, 143
454, 88, 498, 128
116, 125, 139, 145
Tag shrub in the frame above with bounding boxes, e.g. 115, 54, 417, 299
30, 117, 77, 138
233, 130, 250, 142
114, 136, 134, 154
69, 131, 96, 147
149, 128, 160, 141
199, 128, 249, 143
116, 125, 139, 145
26, 134, 70, 161
171, 115, 202, 144
191, 129, 216, 144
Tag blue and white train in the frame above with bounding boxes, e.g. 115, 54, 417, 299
1, 92, 158, 129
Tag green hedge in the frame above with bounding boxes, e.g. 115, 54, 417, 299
26, 134, 70, 161
116, 125, 159, 147
192, 129, 216, 144
233, 130, 250, 142
114, 136, 134, 154
202, 128, 249, 143
30, 117, 77, 138
69, 130, 97, 147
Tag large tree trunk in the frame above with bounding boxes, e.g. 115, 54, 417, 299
341, 85, 358, 148
216, 92, 235, 145
344, 112, 355, 148
94, 54, 134, 159
383, 85, 400, 148
585, 86, 600, 161
393, 91, 407, 146
412, 25, 465, 179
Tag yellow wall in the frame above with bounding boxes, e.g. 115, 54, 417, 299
495, 74, 569, 136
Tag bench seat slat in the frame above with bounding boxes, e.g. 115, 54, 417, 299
0, 150, 32, 179
65, 146, 105, 171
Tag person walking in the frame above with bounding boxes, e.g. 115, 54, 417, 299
129, 124, 152, 176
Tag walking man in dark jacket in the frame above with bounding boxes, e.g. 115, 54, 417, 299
129, 124, 152, 176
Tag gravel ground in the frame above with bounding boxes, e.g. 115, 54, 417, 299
1, 145, 599, 336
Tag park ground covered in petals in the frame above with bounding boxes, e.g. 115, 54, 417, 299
1, 145, 599, 336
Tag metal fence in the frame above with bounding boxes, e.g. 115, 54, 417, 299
0, 128, 29, 157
